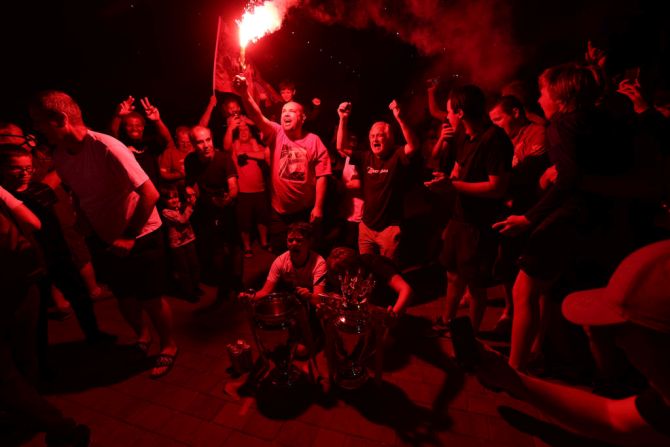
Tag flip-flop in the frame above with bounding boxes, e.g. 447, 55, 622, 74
150, 349, 178, 379
135, 339, 151, 355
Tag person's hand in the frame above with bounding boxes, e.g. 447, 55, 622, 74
426, 78, 439, 94
539, 165, 557, 190
312, 97, 321, 107
208, 95, 217, 109
232, 75, 248, 95
109, 237, 135, 257
475, 344, 527, 400
185, 187, 197, 205
492, 215, 531, 236
424, 171, 453, 192
227, 114, 242, 130
116, 96, 135, 117
585, 40, 607, 68
211, 193, 232, 208
389, 99, 401, 120
310, 206, 323, 223
238, 290, 256, 301
295, 287, 312, 302
618, 79, 649, 113
439, 122, 455, 142
140, 97, 160, 121
337, 102, 352, 120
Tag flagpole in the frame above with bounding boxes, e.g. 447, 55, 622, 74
212, 16, 222, 94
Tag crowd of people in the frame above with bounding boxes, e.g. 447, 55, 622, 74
1, 39, 670, 446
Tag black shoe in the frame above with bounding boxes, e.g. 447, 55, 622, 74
45, 424, 90, 447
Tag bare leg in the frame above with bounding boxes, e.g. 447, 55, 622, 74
258, 224, 269, 247
79, 262, 100, 295
241, 231, 252, 251
468, 286, 488, 333
442, 271, 467, 324
117, 297, 150, 343
142, 297, 177, 354
509, 270, 545, 370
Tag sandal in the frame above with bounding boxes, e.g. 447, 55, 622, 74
134, 339, 152, 355
150, 349, 178, 379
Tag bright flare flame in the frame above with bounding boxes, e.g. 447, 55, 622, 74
238, 2, 282, 49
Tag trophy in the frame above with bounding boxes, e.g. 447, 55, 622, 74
319, 270, 388, 390
248, 292, 306, 387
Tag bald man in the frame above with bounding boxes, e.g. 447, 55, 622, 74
232, 75, 331, 252
336, 100, 419, 261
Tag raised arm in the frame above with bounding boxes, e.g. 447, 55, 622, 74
198, 95, 217, 127
110, 96, 135, 138
141, 97, 174, 149
336, 102, 352, 158
427, 82, 449, 122
231, 75, 275, 138
389, 100, 419, 156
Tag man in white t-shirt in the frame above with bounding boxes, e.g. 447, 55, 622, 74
232, 75, 331, 252
239, 222, 326, 304
30, 91, 178, 379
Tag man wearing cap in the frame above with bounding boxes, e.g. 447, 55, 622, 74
475, 240, 670, 445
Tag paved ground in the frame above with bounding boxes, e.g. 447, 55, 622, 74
6, 249, 603, 447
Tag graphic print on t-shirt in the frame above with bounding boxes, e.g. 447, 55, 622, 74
279, 143, 307, 182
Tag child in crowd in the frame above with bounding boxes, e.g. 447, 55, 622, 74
160, 186, 201, 302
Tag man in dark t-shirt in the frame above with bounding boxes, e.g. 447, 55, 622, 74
185, 126, 241, 302
425, 85, 513, 334
325, 246, 413, 314
337, 100, 418, 262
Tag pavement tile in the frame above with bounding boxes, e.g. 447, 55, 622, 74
221, 431, 277, 447
150, 383, 200, 412
124, 401, 175, 431
447, 408, 490, 439
486, 416, 536, 447
275, 420, 319, 447
213, 402, 255, 430
311, 428, 351, 447
240, 410, 284, 440
190, 421, 233, 447
184, 392, 227, 421
158, 411, 204, 444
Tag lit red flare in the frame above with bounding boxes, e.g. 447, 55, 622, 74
237, 1, 282, 50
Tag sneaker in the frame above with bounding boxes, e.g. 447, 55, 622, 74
425, 317, 449, 338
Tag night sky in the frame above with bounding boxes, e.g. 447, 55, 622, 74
2, 0, 668, 138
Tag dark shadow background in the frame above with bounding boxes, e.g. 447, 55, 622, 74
1, 0, 668, 138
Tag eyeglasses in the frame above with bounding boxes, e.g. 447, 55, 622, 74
6, 166, 35, 174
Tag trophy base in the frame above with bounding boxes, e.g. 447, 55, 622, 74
335, 368, 369, 390
267, 365, 305, 388
257, 367, 313, 419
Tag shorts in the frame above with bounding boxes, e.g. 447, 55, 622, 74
89, 230, 167, 300
236, 191, 270, 232
440, 219, 499, 288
